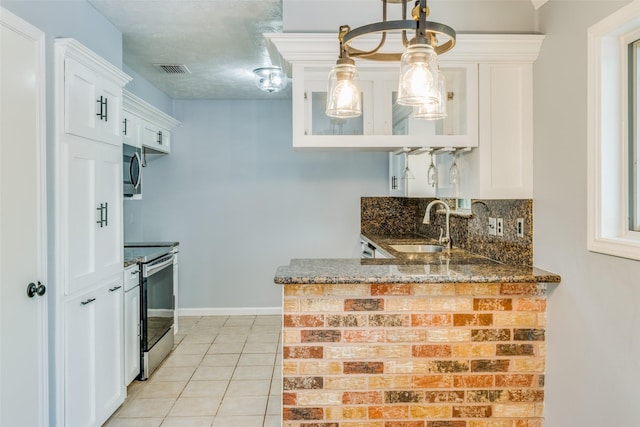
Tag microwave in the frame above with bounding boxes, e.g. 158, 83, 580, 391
123, 144, 142, 198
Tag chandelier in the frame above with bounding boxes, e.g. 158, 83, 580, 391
326, 0, 455, 120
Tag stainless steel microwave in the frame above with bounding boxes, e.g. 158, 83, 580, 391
123, 144, 142, 198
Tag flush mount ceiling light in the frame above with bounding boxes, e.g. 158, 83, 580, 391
253, 66, 288, 93
326, 0, 455, 120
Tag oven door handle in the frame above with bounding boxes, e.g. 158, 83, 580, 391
144, 254, 174, 277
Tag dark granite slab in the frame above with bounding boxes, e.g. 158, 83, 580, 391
275, 231, 560, 285
274, 257, 560, 285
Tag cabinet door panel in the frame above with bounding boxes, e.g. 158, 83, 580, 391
96, 279, 125, 423
96, 144, 123, 279
65, 58, 99, 141
100, 80, 123, 146
65, 291, 98, 427
66, 140, 98, 295
124, 286, 141, 384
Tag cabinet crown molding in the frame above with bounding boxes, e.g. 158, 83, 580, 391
265, 33, 545, 76
123, 90, 181, 129
55, 38, 132, 87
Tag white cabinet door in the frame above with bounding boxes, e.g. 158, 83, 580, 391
64, 57, 123, 146
172, 250, 179, 334
124, 285, 140, 385
64, 287, 99, 427
459, 63, 534, 199
141, 120, 170, 153
64, 277, 125, 427
96, 278, 125, 422
122, 110, 140, 148
65, 140, 123, 295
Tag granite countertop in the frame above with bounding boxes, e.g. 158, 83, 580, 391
274, 232, 561, 285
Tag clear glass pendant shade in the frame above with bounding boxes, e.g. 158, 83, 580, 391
253, 66, 287, 93
326, 63, 362, 118
413, 71, 447, 120
397, 44, 440, 106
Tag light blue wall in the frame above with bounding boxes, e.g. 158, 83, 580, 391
534, 1, 640, 426
124, 64, 174, 116
137, 99, 388, 310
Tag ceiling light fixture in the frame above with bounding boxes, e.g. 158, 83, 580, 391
326, 0, 455, 120
253, 66, 288, 93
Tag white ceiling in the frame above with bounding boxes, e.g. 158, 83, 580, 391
88, 0, 546, 101
89, 0, 286, 100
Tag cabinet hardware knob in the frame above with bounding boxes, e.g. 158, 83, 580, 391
109, 285, 122, 292
123, 118, 127, 135
81, 298, 96, 306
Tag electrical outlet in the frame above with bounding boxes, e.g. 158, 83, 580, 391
496, 218, 503, 236
488, 217, 497, 236
517, 218, 524, 238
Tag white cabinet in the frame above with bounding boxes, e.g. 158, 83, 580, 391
54, 38, 131, 427
64, 139, 123, 295
123, 265, 140, 385
267, 33, 544, 199
141, 119, 171, 153
289, 62, 477, 149
123, 90, 180, 156
172, 248, 179, 334
64, 56, 123, 146
122, 109, 141, 148
64, 276, 124, 427
458, 63, 534, 198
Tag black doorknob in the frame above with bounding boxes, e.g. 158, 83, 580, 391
36, 282, 46, 296
27, 281, 46, 298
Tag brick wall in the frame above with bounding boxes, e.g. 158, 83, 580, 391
282, 282, 547, 427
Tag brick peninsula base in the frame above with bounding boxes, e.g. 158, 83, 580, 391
282, 282, 547, 427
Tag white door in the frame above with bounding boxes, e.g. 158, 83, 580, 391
0, 8, 49, 427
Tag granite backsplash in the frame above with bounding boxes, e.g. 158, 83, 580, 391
361, 197, 533, 266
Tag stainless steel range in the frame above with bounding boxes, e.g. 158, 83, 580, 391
124, 243, 177, 380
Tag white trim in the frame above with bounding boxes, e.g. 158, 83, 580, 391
123, 90, 181, 129
265, 33, 545, 76
0, 7, 49, 426
178, 307, 283, 317
587, 0, 640, 261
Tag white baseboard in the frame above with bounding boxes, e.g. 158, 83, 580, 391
177, 307, 282, 316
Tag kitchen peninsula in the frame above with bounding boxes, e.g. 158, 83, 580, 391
274, 197, 560, 427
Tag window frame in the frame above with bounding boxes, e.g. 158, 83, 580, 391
587, 1, 640, 261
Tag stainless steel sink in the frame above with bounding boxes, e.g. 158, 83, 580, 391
389, 244, 444, 253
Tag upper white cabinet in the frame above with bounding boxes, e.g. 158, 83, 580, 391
295, 63, 478, 149
266, 33, 542, 152
458, 63, 534, 198
265, 33, 544, 198
64, 49, 125, 146
54, 38, 131, 427
123, 90, 180, 154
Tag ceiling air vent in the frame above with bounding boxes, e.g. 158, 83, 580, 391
154, 64, 191, 74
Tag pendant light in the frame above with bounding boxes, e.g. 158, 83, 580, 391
326, 57, 362, 118
326, 0, 455, 119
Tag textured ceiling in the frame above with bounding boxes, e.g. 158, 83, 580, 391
88, 0, 543, 101
89, 0, 287, 100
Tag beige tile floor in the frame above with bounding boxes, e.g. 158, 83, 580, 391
105, 315, 282, 427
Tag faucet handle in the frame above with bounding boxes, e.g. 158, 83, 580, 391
438, 228, 444, 244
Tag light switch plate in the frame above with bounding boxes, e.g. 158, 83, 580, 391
488, 217, 496, 236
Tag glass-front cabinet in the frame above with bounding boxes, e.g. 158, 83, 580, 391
292, 63, 478, 149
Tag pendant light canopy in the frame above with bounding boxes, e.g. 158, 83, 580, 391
326, 0, 455, 120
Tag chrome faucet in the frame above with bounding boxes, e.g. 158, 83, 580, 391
422, 199, 451, 248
